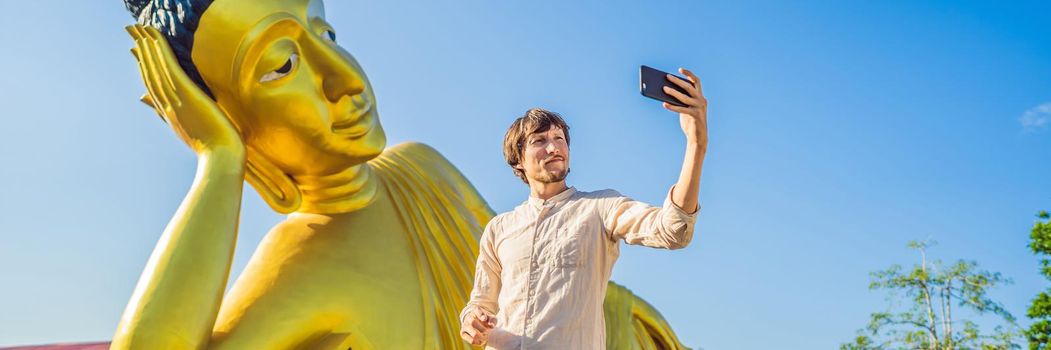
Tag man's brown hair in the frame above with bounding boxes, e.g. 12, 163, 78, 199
503, 108, 571, 184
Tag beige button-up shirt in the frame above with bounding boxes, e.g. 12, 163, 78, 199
460, 186, 698, 349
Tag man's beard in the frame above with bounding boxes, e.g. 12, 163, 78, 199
534, 167, 570, 184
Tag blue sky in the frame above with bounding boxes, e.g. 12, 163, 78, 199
1, 1, 1049, 348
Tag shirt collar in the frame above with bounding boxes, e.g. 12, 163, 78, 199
527, 186, 577, 211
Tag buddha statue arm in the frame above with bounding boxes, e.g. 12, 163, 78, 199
111, 26, 247, 349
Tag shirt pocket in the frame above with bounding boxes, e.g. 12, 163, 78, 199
550, 225, 584, 268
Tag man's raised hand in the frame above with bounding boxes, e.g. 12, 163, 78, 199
662, 67, 709, 150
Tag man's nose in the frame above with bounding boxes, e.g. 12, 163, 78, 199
545, 142, 558, 154
304, 35, 366, 102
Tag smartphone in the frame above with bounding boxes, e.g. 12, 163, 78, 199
640, 65, 693, 107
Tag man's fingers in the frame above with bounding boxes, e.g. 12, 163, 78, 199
666, 73, 698, 98
461, 326, 485, 345
663, 102, 692, 115
460, 331, 475, 344
679, 67, 704, 97
480, 313, 497, 327
480, 311, 497, 328
472, 308, 497, 327
472, 317, 495, 332
662, 86, 695, 106
461, 327, 474, 338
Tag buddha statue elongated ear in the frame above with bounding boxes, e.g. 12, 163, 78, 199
245, 145, 302, 214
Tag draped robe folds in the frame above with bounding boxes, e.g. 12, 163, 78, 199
370, 142, 492, 349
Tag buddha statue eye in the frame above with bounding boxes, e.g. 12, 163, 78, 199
323, 30, 337, 43
260, 53, 298, 83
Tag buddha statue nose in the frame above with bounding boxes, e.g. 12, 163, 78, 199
308, 37, 366, 102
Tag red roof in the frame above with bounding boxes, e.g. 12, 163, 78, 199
0, 342, 110, 350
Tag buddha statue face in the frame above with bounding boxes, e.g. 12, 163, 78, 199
191, 0, 386, 177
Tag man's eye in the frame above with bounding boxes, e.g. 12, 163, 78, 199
260, 53, 298, 83
323, 30, 337, 43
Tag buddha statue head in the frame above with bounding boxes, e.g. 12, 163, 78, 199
124, 0, 386, 213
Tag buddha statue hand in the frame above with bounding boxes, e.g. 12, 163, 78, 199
127, 25, 244, 158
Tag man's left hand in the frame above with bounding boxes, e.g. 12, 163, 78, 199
662, 68, 708, 151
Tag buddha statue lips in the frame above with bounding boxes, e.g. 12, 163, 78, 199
331, 94, 374, 137
111, 0, 691, 349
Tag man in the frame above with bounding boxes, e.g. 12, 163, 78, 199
459, 68, 708, 349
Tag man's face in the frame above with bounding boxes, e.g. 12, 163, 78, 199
517, 127, 570, 184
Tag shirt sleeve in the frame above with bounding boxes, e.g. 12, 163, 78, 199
603, 185, 699, 250
459, 218, 502, 326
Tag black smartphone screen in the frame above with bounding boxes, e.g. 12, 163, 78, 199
640, 65, 693, 107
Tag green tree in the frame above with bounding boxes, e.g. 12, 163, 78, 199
841, 240, 1021, 350
1027, 210, 1051, 350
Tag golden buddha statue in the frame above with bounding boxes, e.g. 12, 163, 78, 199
112, 0, 689, 349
